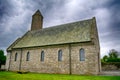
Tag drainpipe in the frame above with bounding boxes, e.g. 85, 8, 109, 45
69, 44, 71, 75
19, 48, 22, 71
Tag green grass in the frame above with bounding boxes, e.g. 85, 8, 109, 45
0, 71, 120, 80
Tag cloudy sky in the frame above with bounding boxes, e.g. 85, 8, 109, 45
0, 0, 120, 57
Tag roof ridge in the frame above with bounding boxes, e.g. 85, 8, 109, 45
31, 18, 93, 33
45, 18, 92, 29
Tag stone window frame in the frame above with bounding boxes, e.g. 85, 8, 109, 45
58, 49, 62, 61
41, 51, 44, 62
79, 48, 85, 61
14, 52, 18, 61
26, 51, 30, 61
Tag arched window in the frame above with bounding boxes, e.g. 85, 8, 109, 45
79, 48, 85, 61
15, 53, 18, 61
41, 51, 44, 61
26, 52, 30, 61
58, 50, 62, 61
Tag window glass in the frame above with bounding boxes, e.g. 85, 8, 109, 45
15, 53, 17, 61
26, 52, 30, 61
58, 50, 62, 61
80, 48, 85, 61
41, 51, 44, 61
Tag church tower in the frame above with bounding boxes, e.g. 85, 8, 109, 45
31, 10, 43, 31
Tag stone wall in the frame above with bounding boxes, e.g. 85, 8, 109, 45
21, 45, 70, 74
102, 63, 120, 71
91, 17, 101, 72
7, 45, 70, 74
71, 43, 99, 75
0, 65, 5, 70
5, 52, 10, 71
9, 50, 21, 71
6, 43, 100, 75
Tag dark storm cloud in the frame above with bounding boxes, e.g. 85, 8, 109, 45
0, 0, 12, 19
0, 0, 120, 57
98, 0, 120, 56
108, 0, 120, 32
0, 0, 12, 47
0, 0, 33, 52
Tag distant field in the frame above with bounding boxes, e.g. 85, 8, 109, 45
0, 71, 120, 80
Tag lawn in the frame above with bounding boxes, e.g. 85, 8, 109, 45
0, 71, 120, 80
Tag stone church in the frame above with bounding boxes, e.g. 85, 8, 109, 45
6, 10, 101, 75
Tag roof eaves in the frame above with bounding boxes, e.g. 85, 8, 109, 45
7, 38, 21, 52
12, 40, 92, 49
7, 31, 30, 51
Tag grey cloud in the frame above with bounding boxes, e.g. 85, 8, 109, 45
99, 0, 120, 57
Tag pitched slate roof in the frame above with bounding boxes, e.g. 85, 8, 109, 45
7, 17, 95, 51
7, 38, 21, 51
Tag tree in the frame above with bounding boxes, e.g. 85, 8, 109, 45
109, 49, 118, 59
103, 55, 108, 62
102, 49, 120, 62
0, 50, 6, 68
